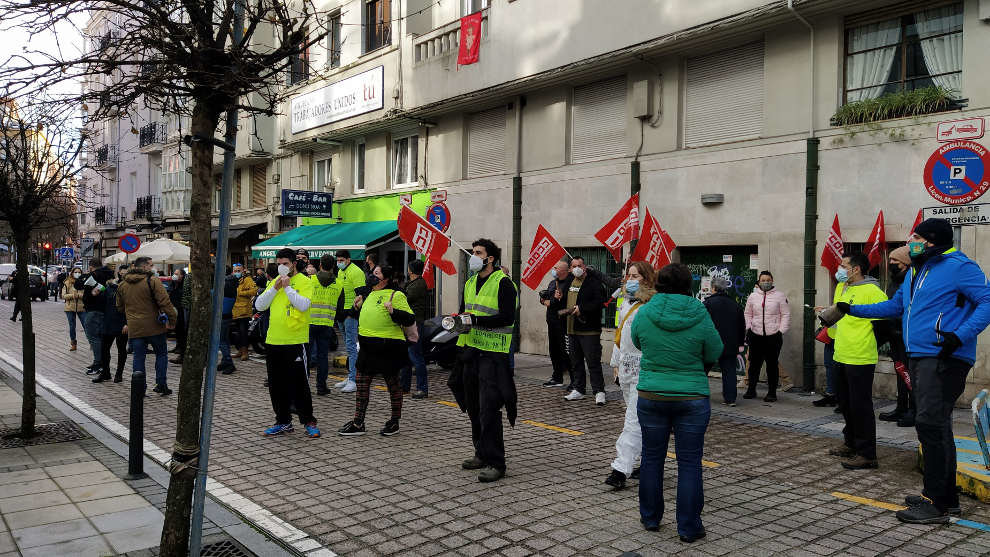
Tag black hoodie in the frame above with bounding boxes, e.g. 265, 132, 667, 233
75, 266, 115, 312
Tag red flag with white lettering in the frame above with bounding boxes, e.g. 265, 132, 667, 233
423, 260, 436, 290
865, 210, 886, 270
397, 205, 456, 276
630, 207, 675, 269
457, 12, 483, 66
594, 193, 640, 263
521, 225, 567, 291
910, 209, 923, 236
820, 214, 843, 275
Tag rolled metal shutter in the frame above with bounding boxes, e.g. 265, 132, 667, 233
251, 165, 266, 208
572, 76, 627, 163
685, 42, 764, 148
467, 107, 507, 178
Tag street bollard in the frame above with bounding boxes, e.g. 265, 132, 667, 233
126, 371, 148, 479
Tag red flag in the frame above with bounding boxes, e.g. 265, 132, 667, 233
521, 225, 567, 291
630, 207, 675, 269
457, 12, 483, 65
423, 260, 436, 290
397, 205, 456, 276
594, 193, 640, 263
820, 214, 843, 275
910, 209, 923, 236
865, 210, 886, 270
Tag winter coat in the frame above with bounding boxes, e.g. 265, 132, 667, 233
568, 271, 606, 333
540, 277, 571, 324
75, 266, 115, 312
404, 276, 429, 322
102, 281, 127, 336
232, 275, 257, 319
168, 278, 184, 313
116, 269, 177, 338
61, 276, 84, 313
850, 249, 990, 365
631, 293, 723, 398
744, 286, 791, 337
704, 292, 746, 359
221, 275, 238, 319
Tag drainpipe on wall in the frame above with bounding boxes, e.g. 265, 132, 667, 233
512, 97, 524, 342
788, 0, 819, 392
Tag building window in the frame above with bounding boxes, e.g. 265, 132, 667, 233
564, 246, 623, 329
289, 29, 310, 85
365, 0, 391, 53
462, 0, 488, 15
328, 13, 342, 68
391, 134, 418, 188
313, 156, 331, 192
354, 141, 366, 192
844, 2, 962, 103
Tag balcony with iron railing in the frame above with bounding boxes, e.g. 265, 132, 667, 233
95, 145, 118, 169
139, 121, 167, 151
94, 205, 116, 226
135, 195, 162, 220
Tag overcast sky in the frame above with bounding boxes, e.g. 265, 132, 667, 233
1, 12, 87, 101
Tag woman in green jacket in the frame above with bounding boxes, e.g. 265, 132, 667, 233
631, 263, 723, 542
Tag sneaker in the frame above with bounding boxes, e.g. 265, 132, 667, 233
86, 366, 101, 376
604, 470, 626, 490
812, 394, 838, 407
263, 423, 294, 436
763, 393, 777, 403
478, 466, 505, 483
564, 390, 584, 401
304, 423, 321, 438
334, 379, 348, 389
462, 456, 484, 470
841, 455, 878, 470
151, 383, 163, 394
828, 444, 855, 458
595, 392, 606, 406
379, 418, 400, 436
896, 501, 949, 524
411, 390, 428, 399
339, 380, 357, 393
742, 390, 757, 399
337, 420, 365, 436
722, 401, 737, 407
879, 409, 905, 422
542, 378, 564, 387
905, 495, 961, 515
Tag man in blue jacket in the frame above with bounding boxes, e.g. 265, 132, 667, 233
837, 218, 990, 524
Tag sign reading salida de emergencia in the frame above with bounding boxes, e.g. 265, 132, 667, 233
281, 189, 333, 218
291, 66, 384, 134
923, 203, 990, 226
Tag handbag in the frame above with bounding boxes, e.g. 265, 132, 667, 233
389, 291, 419, 342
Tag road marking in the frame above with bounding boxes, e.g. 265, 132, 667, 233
436, 400, 460, 408
520, 420, 583, 436
666, 452, 720, 468
831, 491, 990, 532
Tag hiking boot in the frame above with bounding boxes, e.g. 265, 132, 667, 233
828, 444, 855, 458
604, 470, 626, 490
905, 495, 961, 515
379, 418, 400, 437
879, 409, 905, 422
812, 394, 837, 407
337, 420, 365, 436
896, 501, 949, 524
542, 378, 564, 387
462, 456, 485, 470
841, 455, 878, 470
742, 390, 757, 399
478, 466, 505, 483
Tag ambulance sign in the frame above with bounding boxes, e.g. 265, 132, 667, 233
923, 140, 990, 205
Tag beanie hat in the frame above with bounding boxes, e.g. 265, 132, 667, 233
913, 218, 953, 246
888, 245, 911, 267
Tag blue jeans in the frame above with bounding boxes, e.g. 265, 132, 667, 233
65, 311, 84, 342
83, 311, 104, 367
824, 342, 836, 396
344, 317, 359, 382
400, 322, 428, 393
218, 318, 233, 366
132, 333, 169, 387
310, 324, 333, 390
638, 397, 710, 538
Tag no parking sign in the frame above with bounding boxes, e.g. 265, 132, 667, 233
923, 140, 990, 205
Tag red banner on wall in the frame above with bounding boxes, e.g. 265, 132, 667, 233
457, 12, 483, 65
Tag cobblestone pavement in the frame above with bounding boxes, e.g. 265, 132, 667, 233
2, 298, 990, 556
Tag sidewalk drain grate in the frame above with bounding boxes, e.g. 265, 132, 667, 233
0, 420, 88, 448
201, 539, 252, 557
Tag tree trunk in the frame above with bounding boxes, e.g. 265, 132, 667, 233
159, 101, 222, 557
15, 234, 36, 437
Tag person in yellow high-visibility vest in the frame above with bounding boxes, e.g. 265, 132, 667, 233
255, 248, 320, 438
449, 239, 518, 483
311, 254, 342, 395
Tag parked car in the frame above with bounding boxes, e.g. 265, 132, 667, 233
0, 264, 48, 301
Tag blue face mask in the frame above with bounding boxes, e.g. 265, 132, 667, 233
835, 268, 849, 283
625, 279, 639, 295
337, 261, 347, 270
233, 272, 241, 278
908, 240, 927, 258
551, 269, 558, 279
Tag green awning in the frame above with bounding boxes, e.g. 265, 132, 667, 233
250, 220, 398, 260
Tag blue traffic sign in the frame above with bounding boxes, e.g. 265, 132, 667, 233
426, 203, 451, 233
924, 140, 990, 205
57, 247, 75, 259
119, 233, 141, 254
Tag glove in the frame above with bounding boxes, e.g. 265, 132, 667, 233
835, 302, 850, 314
934, 331, 962, 359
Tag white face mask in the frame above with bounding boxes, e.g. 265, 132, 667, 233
72, 272, 81, 279
277, 264, 290, 277
468, 254, 485, 273
572, 266, 585, 278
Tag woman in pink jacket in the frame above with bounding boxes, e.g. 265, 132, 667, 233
743, 271, 790, 402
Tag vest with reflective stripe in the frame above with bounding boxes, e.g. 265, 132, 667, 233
310, 279, 341, 326
460, 270, 516, 353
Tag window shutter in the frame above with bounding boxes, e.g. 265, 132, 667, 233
467, 107, 506, 178
251, 165, 266, 208
685, 42, 764, 148
571, 77, 627, 163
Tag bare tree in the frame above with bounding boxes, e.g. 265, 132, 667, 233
0, 98, 84, 438
0, 1, 327, 553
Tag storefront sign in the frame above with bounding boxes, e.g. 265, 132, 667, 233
923, 203, 990, 226
253, 247, 341, 259
290, 66, 384, 134
281, 190, 333, 218
923, 140, 990, 205
937, 117, 985, 143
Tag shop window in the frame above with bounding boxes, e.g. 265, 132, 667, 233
391, 134, 418, 188
313, 156, 331, 192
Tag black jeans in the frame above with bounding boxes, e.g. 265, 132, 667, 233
568, 333, 604, 395
911, 357, 970, 511
718, 354, 738, 404
233, 317, 250, 349
463, 348, 512, 470
547, 318, 570, 382
11, 298, 20, 320
265, 343, 315, 425
100, 333, 128, 374
835, 362, 877, 459
746, 332, 782, 394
